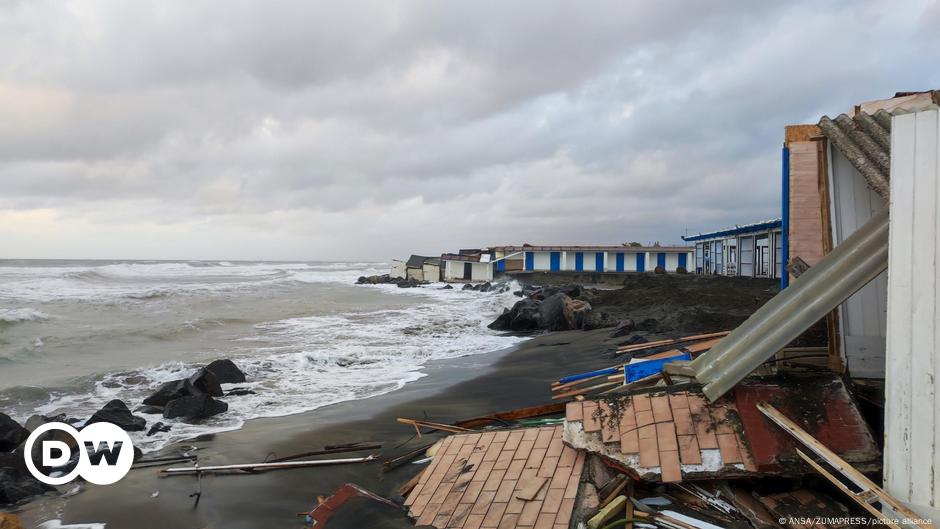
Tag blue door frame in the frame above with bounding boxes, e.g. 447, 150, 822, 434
574, 252, 584, 271
549, 252, 561, 271
636, 253, 645, 272
595, 253, 604, 272
678, 253, 687, 269
657, 252, 666, 269
524, 252, 534, 271
615, 253, 625, 272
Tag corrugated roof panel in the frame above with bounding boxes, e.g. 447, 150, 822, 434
818, 110, 891, 198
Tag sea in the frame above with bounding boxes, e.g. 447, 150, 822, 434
0, 260, 525, 453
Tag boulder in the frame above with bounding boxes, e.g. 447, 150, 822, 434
538, 294, 592, 331
134, 405, 165, 415
440, 284, 453, 290
478, 282, 492, 292
608, 319, 636, 338
462, 283, 474, 291
163, 395, 228, 422
146, 422, 172, 437
653, 265, 666, 274
225, 387, 256, 396
488, 298, 542, 332
23, 414, 67, 433
205, 359, 246, 384
0, 414, 28, 452
142, 378, 200, 407
0, 468, 49, 505
583, 310, 615, 330
85, 399, 147, 432
188, 368, 223, 397
676, 266, 688, 274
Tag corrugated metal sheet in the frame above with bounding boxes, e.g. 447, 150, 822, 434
682, 218, 782, 242
884, 106, 940, 521
818, 110, 891, 198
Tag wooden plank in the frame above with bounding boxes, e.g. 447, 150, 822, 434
582, 402, 601, 432
717, 433, 742, 464
677, 435, 702, 465
599, 402, 618, 444
796, 449, 901, 529
656, 422, 678, 452
616, 331, 731, 353
552, 381, 620, 400
565, 401, 583, 422
651, 394, 672, 423
397, 418, 473, 435
758, 403, 934, 529
457, 402, 568, 429
638, 424, 659, 467
659, 450, 682, 483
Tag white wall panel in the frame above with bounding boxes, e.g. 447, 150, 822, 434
830, 146, 889, 377
884, 107, 940, 521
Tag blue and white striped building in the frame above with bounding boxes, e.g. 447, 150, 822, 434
682, 219, 783, 278
486, 245, 694, 274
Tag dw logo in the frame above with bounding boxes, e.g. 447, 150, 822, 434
23, 422, 135, 486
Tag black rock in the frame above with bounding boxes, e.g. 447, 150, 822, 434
146, 422, 171, 436
188, 368, 223, 397
142, 378, 199, 407
0, 414, 29, 452
0, 466, 51, 506
478, 282, 492, 292
134, 405, 165, 415
538, 293, 591, 331
24, 413, 67, 433
487, 308, 512, 331
85, 399, 147, 432
225, 387, 256, 396
608, 319, 637, 338
205, 359, 246, 384
163, 395, 228, 422
461, 283, 474, 291
440, 284, 453, 289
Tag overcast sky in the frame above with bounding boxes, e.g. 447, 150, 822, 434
0, 1, 937, 260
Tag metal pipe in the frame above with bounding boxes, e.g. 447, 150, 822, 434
692, 207, 889, 401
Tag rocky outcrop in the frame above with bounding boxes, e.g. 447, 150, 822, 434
356, 274, 428, 288
489, 286, 597, 333
143, 378, 201, 407
0, 414, 28, 452
163, 395, 228, 422
205, 359, 246, 384
85, 399, 147, 432
0, 453, 51, 506
538, 294, 592, 331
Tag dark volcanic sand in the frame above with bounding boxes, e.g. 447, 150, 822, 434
19, 330, 619, 529
12, 274, 790, 529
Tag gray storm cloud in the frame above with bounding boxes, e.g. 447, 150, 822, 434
0, 0, 937, 260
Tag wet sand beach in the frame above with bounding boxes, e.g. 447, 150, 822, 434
26, 329, 617, 529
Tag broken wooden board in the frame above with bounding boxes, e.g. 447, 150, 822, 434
404, 426, 584, 529
563, 389, 756, 484
562, 374, 880, 484
733, 375, 880, 471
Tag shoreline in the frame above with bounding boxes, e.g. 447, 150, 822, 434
15, 328, 618, 528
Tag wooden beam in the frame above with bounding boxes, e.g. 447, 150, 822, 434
758, 403, 935, 529
616, 331, 730, 353
395, 418, 473, 436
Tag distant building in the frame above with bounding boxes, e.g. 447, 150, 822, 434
440, 244, 694, 282
682, 219, 783, 278
390, 255, 442, 282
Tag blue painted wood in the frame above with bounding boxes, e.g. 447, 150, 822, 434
678, 253, 687, 269
595, 252, 604, 272
558, 366, 620, 385
549, 252, 561, 271
657, 252, 666, 268
624, 353, 692, 382
496, 259, 505, 272
575, 252, 584, 271
525, 252, 534, 271
636, 253, 645, 272
616, 253, 625, 272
